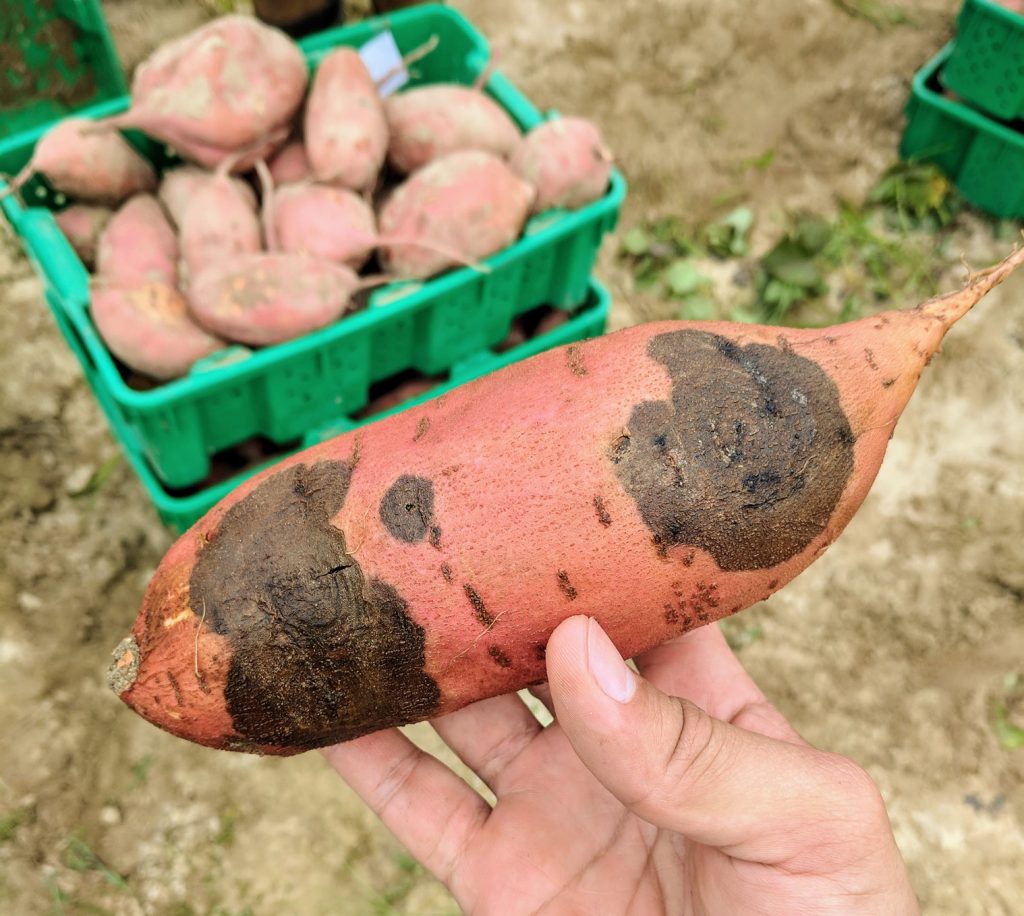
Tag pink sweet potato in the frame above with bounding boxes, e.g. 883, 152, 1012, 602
3, 118, 156, 205
98, 16, 307, 170
96, 195, 179, 287
510, 117, 613, 213
91, 282, 225, 380
108, 246, 1024, 754
385, 85, 521, 175
271, 183, 377, 269
54, 204, 113, 270
178, 167, 263, 283
187, 253, 359, 345
378, 150, 535, 279
158, 165, 257, 228
268, 140, 313, 185
304, 48, 388, 190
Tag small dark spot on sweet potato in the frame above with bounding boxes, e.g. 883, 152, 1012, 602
864, 348, 879, 371
682, 550, 696, 567
166, 671, 184, 707
464, 583, 494, 627
534, 643, 547, 662
380, 475, 435, 543
593, 495, 612, 526
882, 377, 896, 389
429, 526, 442, 549
441, 563, 453, 583
768, 578, 779, 589
489, 645, 512, 668
414, 417, 430, 441
557, 570, 578, 601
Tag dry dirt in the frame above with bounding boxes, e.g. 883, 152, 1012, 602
2, 0, 1023, 913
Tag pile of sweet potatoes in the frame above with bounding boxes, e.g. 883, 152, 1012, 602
9, 15, 614, 382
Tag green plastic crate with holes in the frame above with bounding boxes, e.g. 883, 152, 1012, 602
0, 0, 127, 136
902, 42, 1024, 218
943, 0, 1024, 120
0, 3, 625, 490
63, 281, 611, 533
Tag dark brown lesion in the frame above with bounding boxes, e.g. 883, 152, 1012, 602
557, 570, 578, 601
488, 645, 512, 668
593, 495, 612, 526
612, 330, 855, 571
379, 474, 436, 544
464, 583, 494, 627
189, 460, 440, 750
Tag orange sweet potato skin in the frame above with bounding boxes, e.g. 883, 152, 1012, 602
111, 304, 947, 755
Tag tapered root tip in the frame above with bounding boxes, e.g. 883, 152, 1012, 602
919, 242, 1024, 328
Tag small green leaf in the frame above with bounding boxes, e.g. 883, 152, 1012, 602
61, 837, 129, 890
677, 295, 718, 321
705, 206, 755, 257
664, 259, 710, 298
621, 226, 652, 256
742, 149, 775, 171
763, 241, 822, 288
794, 215, 832, 254
71, 455, 122, 499
992, 703, 1024, 750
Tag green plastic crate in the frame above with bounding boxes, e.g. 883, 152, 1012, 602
0, 3, 626, 489
943, 0, 1024, 120
81, 282, 610, 533
901, 42, 1024, 219
0, 0, 127, 140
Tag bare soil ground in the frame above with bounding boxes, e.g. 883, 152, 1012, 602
1, 1, 1022, 913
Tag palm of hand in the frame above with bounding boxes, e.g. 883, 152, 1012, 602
324, 622, 917, 916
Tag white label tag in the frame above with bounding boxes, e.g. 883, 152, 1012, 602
360, 31, 407, 97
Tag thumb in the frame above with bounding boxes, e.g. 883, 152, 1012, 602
546, 616, 889, 867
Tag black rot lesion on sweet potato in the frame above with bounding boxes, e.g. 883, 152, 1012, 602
593, 495, 612, 526
464, 583, 494, 627
488, 645, 512, 668
613, 330, 855, 571
380, 474, 436, 544
557, 570, 578, 601
188, 460, 440, 750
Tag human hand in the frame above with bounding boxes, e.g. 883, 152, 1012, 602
322, 616, 919, 915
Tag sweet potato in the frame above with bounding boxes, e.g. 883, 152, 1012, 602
54, 204, 113, 270
187, 253, 359, 346
108, 246, 1024, 754
98, 16, 306, 170
271, 182, 377, 269
385, 84, 522, 175
3, 118, 156, 205
96, 195, 179, 287
268, 140, 313, 185
177, 166, 263, 283
91, 282, 225, 380
158, 166, 257, 228
378, 150, 535, 279
511, 117, 613, 213
305, 47, 388, 190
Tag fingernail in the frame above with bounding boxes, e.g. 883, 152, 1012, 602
586, 618, 635, 703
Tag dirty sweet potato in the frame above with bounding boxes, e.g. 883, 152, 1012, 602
305, 47, 388, 190
378, 150, 535, 279
3, 118, 156, 205
96, 16, 306, 170
96, 194, 178, 288
271, 183, 377, 269
107, 240, 1024, 757
268, 140, 314, 185
186, 253, 359, 346
92, 282, 225, 380
54, 204, 113, 270
385, 84, 521, 175
158, 165, 257, 228
511, 117, 613, 213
